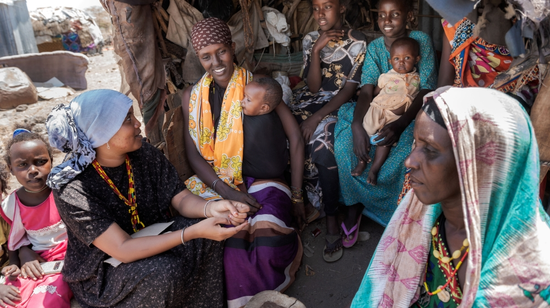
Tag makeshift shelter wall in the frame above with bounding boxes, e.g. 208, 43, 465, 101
0, 0, 38, 57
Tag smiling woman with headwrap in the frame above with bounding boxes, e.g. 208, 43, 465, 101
46, 89, 251, 308
182, 17, 304, 308
351, 87, 550, 307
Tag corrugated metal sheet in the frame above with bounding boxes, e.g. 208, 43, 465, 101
0, 0, 38, 57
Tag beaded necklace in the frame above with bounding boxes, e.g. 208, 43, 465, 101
92, 155, 145, 233
424, 218, 469, 303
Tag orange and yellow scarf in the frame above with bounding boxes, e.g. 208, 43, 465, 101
186, 65, 252, 199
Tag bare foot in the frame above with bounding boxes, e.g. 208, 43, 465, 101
367, 166, 380, 185
351, 160, 367, 176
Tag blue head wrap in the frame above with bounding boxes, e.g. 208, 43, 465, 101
46, 89, 133, 189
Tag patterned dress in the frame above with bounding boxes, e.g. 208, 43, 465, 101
362, 69, 420, 136
334, 31, 437, 226
0, 192, 72, 308
290, 29, 366, 214
442, 18, 539, 104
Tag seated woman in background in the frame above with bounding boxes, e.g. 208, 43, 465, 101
182, 18, 303, 308
335, 0, 437, 245
351, 87, 550, 308
290, 0, 367, 262
47, 89, 250, 308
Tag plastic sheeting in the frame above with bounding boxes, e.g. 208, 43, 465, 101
30, 7, 104, 47
0, 0, 38, 57
0, 51, 89, 89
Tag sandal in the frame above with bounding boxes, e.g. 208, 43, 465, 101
323, 234, 343, 263
306, 208, 320, 224
342, 214, 362, 248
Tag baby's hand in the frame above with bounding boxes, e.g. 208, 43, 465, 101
20, 260, 44, 280
0, 284, 20, 307
0, 265, 20, 281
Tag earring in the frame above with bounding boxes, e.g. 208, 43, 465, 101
107, 142, 110, 150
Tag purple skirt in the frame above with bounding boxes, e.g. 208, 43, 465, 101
224, 177, 302, 308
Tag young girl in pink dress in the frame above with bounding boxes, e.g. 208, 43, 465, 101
0, 129, 72, 308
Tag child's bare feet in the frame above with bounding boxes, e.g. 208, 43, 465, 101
351, 160, 368, 176
367, 166, 381, 185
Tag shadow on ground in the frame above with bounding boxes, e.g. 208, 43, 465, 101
286, 215, 384, 308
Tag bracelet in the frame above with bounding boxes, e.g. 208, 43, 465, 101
203, 200, 215, 218
291, 186, 303, 197
291, 191, 303, 198
211, 179, 222, 191
180, 228, 186, 245
291, 197, 303, 204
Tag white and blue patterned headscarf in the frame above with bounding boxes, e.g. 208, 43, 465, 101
46, 89, 133, 189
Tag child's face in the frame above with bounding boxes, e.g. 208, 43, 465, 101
9, 140, 52, 191
312, 0, 345, 32
242, 83, 271, 116
390, 44, 420, 74
378, 0, 411, 39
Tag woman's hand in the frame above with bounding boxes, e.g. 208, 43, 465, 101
1, 265, 20, 281
300, 115, 321, 143
313, 30, 345, 53
352, 122, 371, 163
194, 217, 249, 241
0, 284, 21, 307
18, 247, 45, 280
375, 120, 406, 147
222, 189, 262, 215
207, 200, 249, 226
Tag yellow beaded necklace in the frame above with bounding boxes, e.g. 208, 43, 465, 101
431, 226, 469, 263
423, 220, 469, 302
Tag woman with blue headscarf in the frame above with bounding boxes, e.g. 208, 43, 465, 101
351, 87, 550, 307
46, 89, 251, 308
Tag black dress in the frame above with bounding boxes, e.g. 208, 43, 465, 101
53, 141, 224, 308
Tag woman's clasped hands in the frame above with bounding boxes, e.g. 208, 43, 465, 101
193, 199, 251, 241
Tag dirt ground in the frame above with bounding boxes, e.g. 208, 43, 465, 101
286, 217, 383, 307
1, 49, 382, 308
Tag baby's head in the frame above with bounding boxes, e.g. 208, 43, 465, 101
242, 77, 282, 116
4, 128, 53, 192
389, 37, 420, 74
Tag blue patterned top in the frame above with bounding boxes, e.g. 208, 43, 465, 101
360, 31, 437, 90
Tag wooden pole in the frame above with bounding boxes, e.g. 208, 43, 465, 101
530, 67, 550, 183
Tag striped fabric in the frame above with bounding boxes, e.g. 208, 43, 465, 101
225, 178, 302, 308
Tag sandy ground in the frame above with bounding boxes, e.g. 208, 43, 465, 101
1, 49, 380, 308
